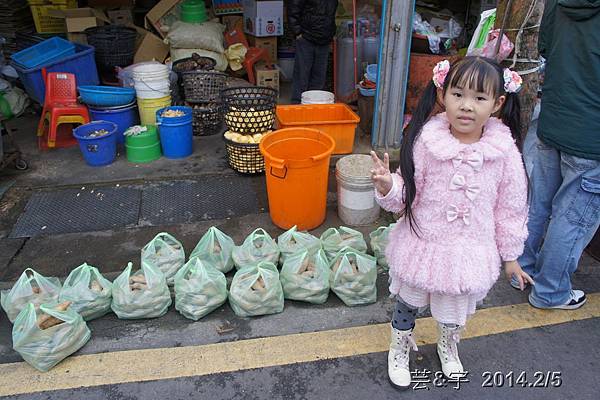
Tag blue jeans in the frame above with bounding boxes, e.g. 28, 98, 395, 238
291, 37, 330, 104
519, 134, 600, 307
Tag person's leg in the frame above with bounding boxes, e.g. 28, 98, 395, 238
307, 43, 330, 91
529, 153, 600, 308
291, 37, 315, 104
389, 300, 418, 389
518, 134, 562, 277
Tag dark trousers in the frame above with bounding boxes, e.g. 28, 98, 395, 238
291, 37, 330, 104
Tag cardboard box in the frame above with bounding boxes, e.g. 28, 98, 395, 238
108, 9, 134, 26
243, 0, 283, 37
134, 30, 170, 63
47, 8, 105, 42
254, 62, 279, 91
222, 15, 244, 31
247, 34, 277, 61
146, 0, 183, 38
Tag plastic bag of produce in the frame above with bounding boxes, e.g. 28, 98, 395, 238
189, 227, 235, 273
330, 247, 377, 306
277, 225, 321, 263
229, 262, 284, 317
12, 301, 91, 372
320, 227, 368, 261
59, 263, 112, 321
111, 262, 172, 319
369, 223, 396, 270
174, 258, 228, 321
280, 249, 330, 304
232, 228, 280, 270
141, 232, 185, 285
1, 269, 62, 323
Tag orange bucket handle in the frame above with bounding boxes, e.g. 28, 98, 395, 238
269, 156, 287, 179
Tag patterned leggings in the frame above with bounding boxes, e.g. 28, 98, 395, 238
391, 300, 417, 331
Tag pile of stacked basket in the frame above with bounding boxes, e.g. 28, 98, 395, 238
85, 26, 137, 75
221, 86, 278, 174
176, 54, 226, 136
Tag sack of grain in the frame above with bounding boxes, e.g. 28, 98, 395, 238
174, 258, 228, 321
280, 249, 330, 304
320, 226, 368, 261
1, 269, 62, 323
141, 232, 185, 285
59, 263, 112, 321
189, 226, 235, 273
232, 228, 280, 270
228, 262, 284, 317
277, 225, 321, 264
330, 247, 377, 306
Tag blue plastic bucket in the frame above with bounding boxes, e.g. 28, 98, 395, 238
156, 106, 193, 159
89, 102, 139, 144
73, 121, 118, 167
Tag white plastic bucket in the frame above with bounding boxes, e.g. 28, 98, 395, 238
335, 154, 380, 226
301, 90, 335, 104
133, 63, 170, 99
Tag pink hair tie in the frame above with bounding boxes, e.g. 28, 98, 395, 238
503, 68, 523, 93
432, 60, 450, 89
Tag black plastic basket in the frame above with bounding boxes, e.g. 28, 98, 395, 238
221, 86, 278, 134
85, 26, 137, 71
223, 134, 265, 174
181, 71, 227, 103
188, 101, 224, 136
173, 56, 216, 74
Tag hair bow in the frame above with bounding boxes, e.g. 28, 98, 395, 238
432, 60, 450, 89
503, 68, 523, 93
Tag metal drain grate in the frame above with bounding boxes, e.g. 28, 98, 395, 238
140, 176, 263, 226
10, 187, 141, 238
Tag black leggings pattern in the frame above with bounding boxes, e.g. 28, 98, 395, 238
391, 300, 417, 331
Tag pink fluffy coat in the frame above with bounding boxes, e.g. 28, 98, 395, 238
376, 113, 528, 296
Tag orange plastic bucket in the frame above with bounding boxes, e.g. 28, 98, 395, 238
259, 128, 335, 230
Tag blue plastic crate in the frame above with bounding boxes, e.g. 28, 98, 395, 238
11, 37, 75, 70
12, 43, 99, 104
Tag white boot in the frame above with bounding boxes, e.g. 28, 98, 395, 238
437, 323, 464, 378
388, 326, 418, 389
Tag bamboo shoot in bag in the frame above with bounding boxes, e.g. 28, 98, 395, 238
232, 228, 280, 270
1, 268, 62, 323
280, 249, 330, 304
141, 232, 185, 285
277, 226, 322, 263
12, 302, 91, 372
229, 262, 284, 317
174, 258, 228, 321
189, 227, 235, 273
111, 261, 172, 319
320, 227, 368, 261
329, 247, 377, 306
369, 223, 396, 270
59, 263, 113, 321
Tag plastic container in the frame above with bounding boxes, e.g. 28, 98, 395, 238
12, 43, 99, 104
336, 155, 381, 226
125, 125, 162, 163
212, 0, 243, 15
85, 26, 138, 72
156, 106, 193, 159
259, 128, 335, 230
88, 102, 139, 144
301, 90, 335, 105
78, 86, 136, 107
29, 0, 78, 34
181, 0, 208, 23
275, 104, 360, 154
133, 63, 170, 99
72, 121, 117, 167
366, 64, 378, 83
138, 95, 171, 126
11, 37, 75, 69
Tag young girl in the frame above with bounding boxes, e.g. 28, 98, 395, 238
371, 56, 534, 388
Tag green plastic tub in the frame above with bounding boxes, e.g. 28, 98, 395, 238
125, 125, 162, 163
181, 0, 208, 23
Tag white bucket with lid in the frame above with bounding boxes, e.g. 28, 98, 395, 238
301, 90, 335, 104
133, 63, 170, 99
336, 154, 381, 226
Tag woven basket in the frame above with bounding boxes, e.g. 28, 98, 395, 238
223, 134, 265, 174
182, 71, 227, 102
221, 86, 277, 134
188, 102, 223, 136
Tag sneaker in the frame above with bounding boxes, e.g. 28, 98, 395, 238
528, 290, 587, 310
510, 275, 530, 290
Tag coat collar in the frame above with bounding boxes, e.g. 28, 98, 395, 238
419, 112, 515, 161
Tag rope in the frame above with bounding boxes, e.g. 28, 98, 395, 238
509, 0, 541, 69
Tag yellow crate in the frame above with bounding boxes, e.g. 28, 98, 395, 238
30, 3, 75, 34
28, 0, 76, 5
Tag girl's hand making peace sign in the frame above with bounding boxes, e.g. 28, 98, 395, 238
370, 151, 393, 196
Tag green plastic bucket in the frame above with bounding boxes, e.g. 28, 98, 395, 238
125, 125, 162, 163
181, 0, 208, 23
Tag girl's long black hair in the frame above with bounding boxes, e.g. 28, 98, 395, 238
399, 56, 522, 234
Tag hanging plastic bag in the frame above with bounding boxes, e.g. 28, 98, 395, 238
141, 232, 185, 285
189, 227, 235, 273
1, 269, 62, 323
174, 258, 228, 321
232, 228, 280, 270
277, 225, 322, 263
369, 223, 396, 270
476, 29, 514, 62
111, 261, 172, 319
229, 262, 284, 317
59, 263, 112, 321
320, 227, 368, 261
12, 302, 91, 372
280, 249, 330, 304
329, 247, 377, 306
